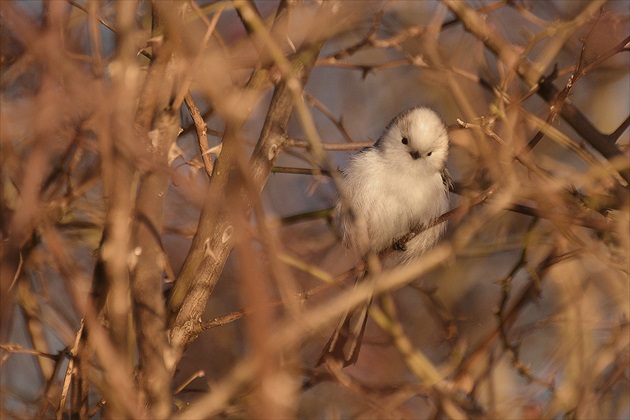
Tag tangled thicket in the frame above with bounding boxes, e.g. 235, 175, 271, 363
1, 1, 628, 418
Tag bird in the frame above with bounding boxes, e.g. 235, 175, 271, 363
318, 107, 452, 367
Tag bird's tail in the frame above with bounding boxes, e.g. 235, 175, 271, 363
317, 272, 372, 367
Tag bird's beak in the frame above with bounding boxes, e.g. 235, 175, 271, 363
410, 150, 421, 160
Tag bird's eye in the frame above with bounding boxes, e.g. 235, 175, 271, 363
401, 137, 409, 145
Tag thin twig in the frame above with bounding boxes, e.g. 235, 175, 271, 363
495, 219, 555, 388
271, 166, 331, 177
57, 320, 84, 420
184, 93, 215, 178
172, 4, 225, 110
304, 92, 354, 143
0, 343, 59, 361
201, 283, 332, 331
286, 138, 373, 150
386, 185, 498, 255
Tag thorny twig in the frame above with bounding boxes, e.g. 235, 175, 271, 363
526, 14, 630, 151
304, 92, 354, 143
495, 219, 556, 389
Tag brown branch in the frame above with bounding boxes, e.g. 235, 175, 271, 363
179, 1, 224, 178
506, 203, 614, 231
442, 0, 629, 184
304, 92, 354, 143
130, 111, 179, 418
174, 370, 207, 396
457, 118, 553, 180
323, 3, 385, 61
454, 246, 563, 390
167, 1, 328, 365
577, 34, 630, 78
67, 0, 116, 35
0, 343, 59, 361
271, 166, 331, 177
496, 219, 556, 389
286, 138, 374, 150
384, 178, 613, 268
172, 3, 224, 110
201, 283, 330, 331
526, 27, 629, 152
315, 57, 412, 76
91, 13, 140, 415
537, 78, 630, 183
184, 93, 215, 178
610, 114, 630, 144
42, 224, 144, 418
386, 185, 498, 255
58, 321, 85, 419
128, 3, 196, 415
442, 0, 509, 28
168, 82, 304, 360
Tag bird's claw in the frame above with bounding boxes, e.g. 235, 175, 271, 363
393, 240, 407, 252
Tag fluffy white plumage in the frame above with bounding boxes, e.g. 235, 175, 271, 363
335, 107, 451, 265
319, 107, 451, 367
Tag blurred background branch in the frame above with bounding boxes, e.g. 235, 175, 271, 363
1, 0, 627, 418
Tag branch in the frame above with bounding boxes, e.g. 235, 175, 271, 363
271, 166, 331, 177
167, 1, 327, 365
454, 246, 563, 389
176, 4, 226, 179
528, 33, 630, 151
304, 92, 354, 143
89, 4, 141, 418
495, 220, 556, 389
385, 185, 498, 255
286, 138, 373, 150
177, 244, 454, 418
184, 93, 215, 178
441, 0, 629, 184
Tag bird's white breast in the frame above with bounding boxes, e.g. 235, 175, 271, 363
338, 148, 449, 260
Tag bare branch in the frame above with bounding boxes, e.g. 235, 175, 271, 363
442, 0, 629, 183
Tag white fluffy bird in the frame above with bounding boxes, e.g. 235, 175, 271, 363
319, 107, 451, 366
